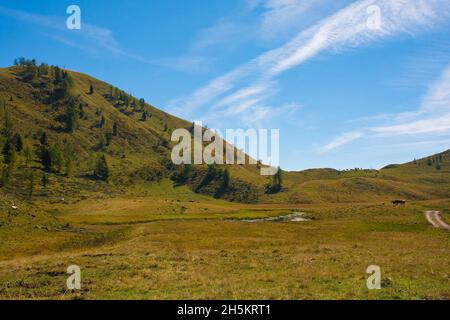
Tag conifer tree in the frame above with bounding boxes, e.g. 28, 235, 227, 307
112, 122, 118, 136
40, 131, 48, 145
94, 154, 109, 182
24, 144, 33, 167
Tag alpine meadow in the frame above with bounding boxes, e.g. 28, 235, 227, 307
0, 0, 450, 301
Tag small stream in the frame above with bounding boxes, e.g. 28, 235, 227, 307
240, 212, 311, 223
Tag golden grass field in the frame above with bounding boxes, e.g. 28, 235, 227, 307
0, 188, 449, 300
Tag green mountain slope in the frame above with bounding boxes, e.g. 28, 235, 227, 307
0, 61, 265, 203
1, 60, 449, 207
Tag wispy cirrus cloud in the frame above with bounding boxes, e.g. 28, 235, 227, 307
320, 63, 450, 152
168, 0, 450, 126
319, 131, 364, 153
370, 64, 450, 136
0, 5, 208, 72
0, 6, 121, 55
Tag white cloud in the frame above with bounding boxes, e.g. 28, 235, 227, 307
169, 0, 450, 121
260, 0, 326, 39
371, 113, 450, 135
421, 65, 450, 113
212, 83, 272, 109
319, 131, 364, 153
369, 64, 450, 136
322, 63, 450, 151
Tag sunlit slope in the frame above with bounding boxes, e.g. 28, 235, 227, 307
1, 63, 449, 205
0, 64, 266, 203
274, 150, 450, 203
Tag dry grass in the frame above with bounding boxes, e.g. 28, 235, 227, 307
0, 198, 449, 300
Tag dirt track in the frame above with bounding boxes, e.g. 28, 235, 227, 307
425, 211, 450, 230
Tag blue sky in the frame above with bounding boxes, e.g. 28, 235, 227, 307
1, 0, 450, 171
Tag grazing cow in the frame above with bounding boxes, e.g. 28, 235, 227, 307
392, 200, 406, 206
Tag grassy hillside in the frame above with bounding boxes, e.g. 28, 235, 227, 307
266, 150, 450, 204
1, 59, 449, 208
0, 60, 265, 205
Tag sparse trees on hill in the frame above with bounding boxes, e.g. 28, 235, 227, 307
2, 140, 17, 168
41, 144, 63, 173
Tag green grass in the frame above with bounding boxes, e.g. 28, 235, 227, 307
0, 198, 449, 300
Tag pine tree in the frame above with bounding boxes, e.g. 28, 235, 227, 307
40, 131, 48, 145
99, 116, 106, 128
112, 122, 118, 136
41, 147, 52, 172
89, 83, 94, 95
41, 144, 63, 172
94, 154, 109, 182
3, 141, 17, 167
222, 168, 230, 190
24, 144, 33, 167
105, 133, 112, 146
266, 167, 283, 194
275, 167, 283, 189
13, 133, 23, 152
52, 145, 64, 173
141, 111, 147, 122
0, 165, 11, 187
78, 103, 85, 119
182, 164, 192, 182
65, 100, 79, 132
